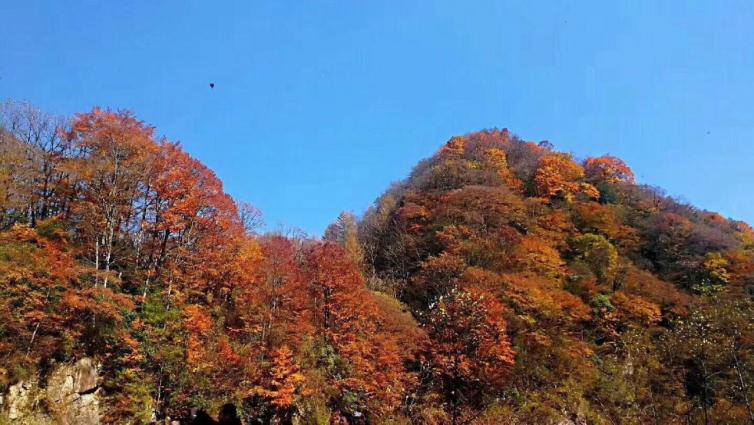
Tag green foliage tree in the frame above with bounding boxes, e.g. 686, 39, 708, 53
571, 233, 619, 285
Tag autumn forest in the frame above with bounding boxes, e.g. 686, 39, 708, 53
1, 100, 754, 424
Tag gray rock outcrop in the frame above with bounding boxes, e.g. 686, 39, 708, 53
1, 358, 101, 425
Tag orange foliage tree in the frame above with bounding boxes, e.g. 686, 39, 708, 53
584, 155, 636, 184
534, 153, 599, 202
251, 346, 307, 421
303, 243, 416, 419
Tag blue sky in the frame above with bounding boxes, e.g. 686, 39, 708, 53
2, 1, 752, 235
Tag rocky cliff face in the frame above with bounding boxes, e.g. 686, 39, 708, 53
1, 358, 101, 425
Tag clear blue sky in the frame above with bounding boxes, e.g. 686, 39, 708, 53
2, 1, 752, 235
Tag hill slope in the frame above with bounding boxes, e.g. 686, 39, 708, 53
1, 102, 754, 424
358, 129, 754, 424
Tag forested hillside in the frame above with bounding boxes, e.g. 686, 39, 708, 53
1, 101, 753, 424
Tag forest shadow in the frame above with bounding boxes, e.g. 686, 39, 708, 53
183, 404, 242, 425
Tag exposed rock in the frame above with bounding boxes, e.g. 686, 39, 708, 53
46, 357, 101, 424
1, 358, 101, 425
73, 358, 99, 394
7, 381, 32, 420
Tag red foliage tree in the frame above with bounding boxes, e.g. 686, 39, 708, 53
421, 288, 515, 425
304, 243, 417, 419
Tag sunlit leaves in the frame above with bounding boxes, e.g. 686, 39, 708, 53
584, 155, 636, 184
534, 153, 599, 202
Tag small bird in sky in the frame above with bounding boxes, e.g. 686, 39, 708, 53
209, 83, 215, 89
